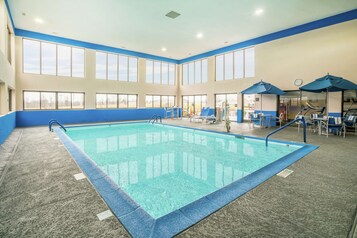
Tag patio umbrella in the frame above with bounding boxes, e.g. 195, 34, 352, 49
299, 74, 357, 92
299, 74, 357, 115
241, 80, 285, 113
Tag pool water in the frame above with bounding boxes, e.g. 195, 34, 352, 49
66, 123, 300, 219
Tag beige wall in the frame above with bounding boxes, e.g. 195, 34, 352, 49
15, 39, 179, 110
14, 19, 357, 114
0, 0, 15, 115
179, 20, 357, 113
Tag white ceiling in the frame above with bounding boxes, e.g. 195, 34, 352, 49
8, 0, 357, 60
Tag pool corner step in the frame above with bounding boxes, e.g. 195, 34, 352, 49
276, 169, 294, 178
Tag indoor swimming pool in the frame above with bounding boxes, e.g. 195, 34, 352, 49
57, 122, 317, 237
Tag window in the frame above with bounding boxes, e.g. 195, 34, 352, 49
182, 95, 207, 116
146, 60, 176, 85
215, 47, 255, 80
23, 39, 41, 74
95, 52, 137, 82
96, 94, 138, 109
41, 42, 56, 75
182, 59, 208, 85
215, 93, 238, 121
145, 95, 175, 108
23, 39, 85, 77
23, 91, 84, 110
7, 26, 12, 63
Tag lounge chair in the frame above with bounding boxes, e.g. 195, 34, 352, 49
326, 116, 344, 137
344, 115, 357, 135
191, 107, 216, 123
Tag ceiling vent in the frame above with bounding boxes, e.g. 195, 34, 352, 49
165, 11, 181, 19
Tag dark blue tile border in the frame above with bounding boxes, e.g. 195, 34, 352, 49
55, 122, 318, 238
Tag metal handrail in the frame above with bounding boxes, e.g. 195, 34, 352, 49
148, 114, 157, 123
148, 115, 162, 124
265, 117, 306, 147
49, 120, 67, 132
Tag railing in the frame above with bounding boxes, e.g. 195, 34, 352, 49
148, 115, 162, 124
49, 119, 67, 132
265, 117, 306, 147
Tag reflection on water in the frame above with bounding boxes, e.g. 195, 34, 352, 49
68, 123, 298, 218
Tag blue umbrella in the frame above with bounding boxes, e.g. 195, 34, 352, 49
241, 80, 285, 95
299, 74, 357, 92
241, 80, 285, 114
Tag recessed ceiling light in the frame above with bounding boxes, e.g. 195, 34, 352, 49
254, 8, 264, 16
224, 41, 229, 44
161, 47, 167, 52
34, 18, 44, 24
196, 33, 203, 39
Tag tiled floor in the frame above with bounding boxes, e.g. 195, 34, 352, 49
0, 119, 356, 238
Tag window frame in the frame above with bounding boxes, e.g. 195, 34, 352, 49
181, 58, 208, 85
95, 93, 138, 109
146, 60, 176, 85
23, 90, 85, 110
22, 38, 85, 78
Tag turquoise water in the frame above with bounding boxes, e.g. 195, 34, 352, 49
67, 123, 300, 219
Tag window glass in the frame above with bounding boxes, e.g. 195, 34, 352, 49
72, 48, 84, 77
161, 63, 169, 84
154, 61, 161, 84
202, 95, 207, 108
128, 95, 137, 108
57, 45, 71, 76
24, 91, 40, 110
107, 54, 118, 80
188, 62, 194, 85
72, 93, 84, 109
216, 55, 224, 81
195, 61, 201, 84
146, 60, 153, 83
201, 59, 208, 83
96, 52, 107, 79
40, 92, 56, 109
194, 95, 202, 115
161, 96, 169, 107
119, 95, 128, 108
169, 64, 175, 85
153, 96, 161, 107
41, 42, 56, 75
169, 96, 175, 107
119, 55, 128, 81
107, 94, 118, 108
96, 94, 107, 108
128, 57, 137, 82
145, 96, 153, 107
182, 64, 188, 85
58, 93, 72, 109
23, 39, 40, 74
234, 50, 244, 79
224, 52, 233, 80
244, 47, 255, 77
182, 96, 189, 116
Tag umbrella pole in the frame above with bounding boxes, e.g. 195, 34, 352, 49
261, 94, 262, 114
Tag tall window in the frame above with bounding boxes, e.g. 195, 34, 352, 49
145, 95, 175, 108
7, 26, 12, 63
96, 94, 137, 109
215, 93, 238, 121
182, 95, 207, 116
96, 52, 138, 82
23, 39, 85, 77
146, 60, 176, 85
215, 47, 255, 81
23, 91, 85, 110
182, 59, 208, 85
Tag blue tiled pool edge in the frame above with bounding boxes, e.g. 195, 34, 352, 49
55, 123, 318, 238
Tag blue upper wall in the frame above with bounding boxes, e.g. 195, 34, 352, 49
5, 0, 357, 64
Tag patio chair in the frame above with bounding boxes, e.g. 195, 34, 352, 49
344, 115, 357, 135
250, 113, 262, 128
325, 117, 345, 137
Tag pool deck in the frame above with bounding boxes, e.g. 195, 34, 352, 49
0, 119, 356, 237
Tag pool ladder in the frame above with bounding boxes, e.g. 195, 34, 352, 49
265, 117, 306, 147
49, 119, 67, 132
149, 115, 162, 124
